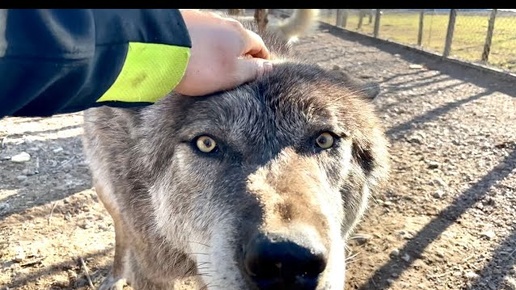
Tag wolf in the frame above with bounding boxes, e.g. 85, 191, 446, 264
82, 9, 390, 290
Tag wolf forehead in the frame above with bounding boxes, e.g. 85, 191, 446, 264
163, 62, 372, 143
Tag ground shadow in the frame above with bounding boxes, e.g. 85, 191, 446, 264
386, 89, 493, 139
357, 148, 516, 289
381, 70, 431, 83
389, 75, 453, 91
469, 225, 516, 289
380, 80, 466, 113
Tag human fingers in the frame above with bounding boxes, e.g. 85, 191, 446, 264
240, 29, 271, 60
232, 58, 273, 86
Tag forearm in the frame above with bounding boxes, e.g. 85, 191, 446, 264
0, 9, 191, 118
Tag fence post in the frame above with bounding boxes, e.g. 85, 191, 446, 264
357, 10, 364, 29
417, 10, 425, 46
342, 10, 348, 28
254, 9, 269, 35
443, 9, 457, 58
373, 9, 382, 38
482, 9, 497, 62
336, 9, 343, 26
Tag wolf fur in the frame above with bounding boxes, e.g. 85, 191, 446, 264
82, 8, 389, 290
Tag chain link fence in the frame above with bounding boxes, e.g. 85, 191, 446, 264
276, 9, 516, 73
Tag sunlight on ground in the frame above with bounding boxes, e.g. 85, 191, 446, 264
0, 189, 19, 201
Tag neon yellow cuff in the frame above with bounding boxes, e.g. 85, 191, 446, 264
97, 42, 190, 104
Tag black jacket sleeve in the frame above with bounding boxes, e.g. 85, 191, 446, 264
0, 9, 192, 118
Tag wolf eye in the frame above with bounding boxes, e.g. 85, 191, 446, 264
315, 132, 335, 149
195, 136, 218, 153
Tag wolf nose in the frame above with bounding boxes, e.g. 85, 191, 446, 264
244, 234, 327, 289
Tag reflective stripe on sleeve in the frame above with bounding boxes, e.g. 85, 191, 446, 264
97, 42, 190, 104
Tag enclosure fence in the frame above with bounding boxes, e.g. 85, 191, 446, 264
276, 9, 516, 74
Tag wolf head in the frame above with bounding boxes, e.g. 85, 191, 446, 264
82, 9, 390, 290
134, 53, 389, 289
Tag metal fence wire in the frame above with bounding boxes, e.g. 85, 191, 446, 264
276, 9, 516, 73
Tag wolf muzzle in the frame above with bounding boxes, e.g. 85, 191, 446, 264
243, 232, 328, 290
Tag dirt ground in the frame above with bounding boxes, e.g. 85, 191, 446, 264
1, 18, 516, 290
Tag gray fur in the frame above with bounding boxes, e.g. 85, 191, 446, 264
82, 10, 389, 290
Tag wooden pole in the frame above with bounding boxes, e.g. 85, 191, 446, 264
373, 9, 382, 38
417, 10, 425, 46
482, 9, 497, 62
443, 9, 457, 58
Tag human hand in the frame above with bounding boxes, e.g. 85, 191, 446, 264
174, 10, 272, 96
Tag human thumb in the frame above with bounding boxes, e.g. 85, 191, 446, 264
233, 58, 273, 87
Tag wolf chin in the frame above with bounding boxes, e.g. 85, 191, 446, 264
82, 9, 390, 290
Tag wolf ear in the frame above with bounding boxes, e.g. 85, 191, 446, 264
328, 68, 381, 100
